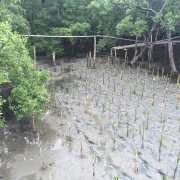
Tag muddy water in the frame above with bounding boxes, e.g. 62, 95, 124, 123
0, 57, 180, 180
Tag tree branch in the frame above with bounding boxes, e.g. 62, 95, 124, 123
109, 0, 129, 10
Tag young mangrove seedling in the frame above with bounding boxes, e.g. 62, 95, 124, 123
121, 84, 124, 96
48, 163, 53, 180
37, 132, 45, 170
135, 147, 139, 172
58, 101, 64, 126
68, 122, 72, 141
84, 95, 89, 113
174, 151, 180, 178
141, 122, 145, 148
163, 172, 169, 180
135, 106, 140, 122
141, 85, 145, 99
103, 71, 105, 84
111, 91, 114, 104
114, 176, 119, 180
80, 139, 83, 157
159, 103, 163, 123
161, 67, 164, 79
125, 98, 128, 117
137, 91, 140, 107
136, 73, 139, 87
99, 114, 103, 134
125, 121, 130, 137
158, 134, 163, 162
158, 118, 167, 161
118, 105, 122, 128
152, 68, 154, 76
92, 156, 96, 177
114, 82, 116, 92
129, 87, 132, 101
151, 92, 156, 106
146, 111, 151, 130
107, 100, 111, 120
77, 84, 80, 101
120, 70, 123, 80
112, 122, 117, 150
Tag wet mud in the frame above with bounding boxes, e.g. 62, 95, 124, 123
0, 57, 180, 180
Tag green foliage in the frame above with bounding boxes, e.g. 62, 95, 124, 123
117, 15, 148, 37
0, 0, 30, 34
0, 21, 50, 126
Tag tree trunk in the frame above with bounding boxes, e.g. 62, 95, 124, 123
131, 22, 158, 64
166, 29, 177, 73
131, 45, 147, 64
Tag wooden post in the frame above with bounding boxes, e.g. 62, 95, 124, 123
86, 53, 89, 67
115, 49, 117, 60
111, 48, 113, 65
89, 51, 92, 68
34, 46, 36, 62
52, 52, 56, 72
124, 49, 127, 64
93, 36, 96, 68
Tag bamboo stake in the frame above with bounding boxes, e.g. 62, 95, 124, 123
93, 36, 96, 68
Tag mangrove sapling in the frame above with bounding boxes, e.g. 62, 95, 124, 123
59, 101, 64, 126
162, 68, 164, 79
135, 106, 140, 122
114, 82, 116, 92
174, 151, 180, 178
84, 95, 88, 113
111, 92, 114, 104
92, 156, 96, 177
125, 98, 128, 116
99, 114, 103, 134
157, 121, 165, 160
152, 68, 154, 76
103, 71, 105, 84
125, 121, 130, 137
61, 63, 64, 74
141, 122, 145, 148
121, 84, 124, 96
152, 92, 156, 106
129, 87, 132, 101
114, 176, 119, 180
68, 122, 72, 141
107, 100, 111, 120
141, 85, 145, 99
77, 85, 81, 101
137, 91, 140, 107
163, 86, 169, 107
102, 94, 105, 113
156, 67, 160, 84
146, 111, 151, 130
48, 163, 53, 180
136, 73, 139, 87
163, 172, 169, 180
120, 70, 123, 80
159, 103, 163, 123
135, 147, 139, 172
148, 64, 151, 74
118, 105, 121, 127
112, 122, 117, 150
37, 132, 45, 170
